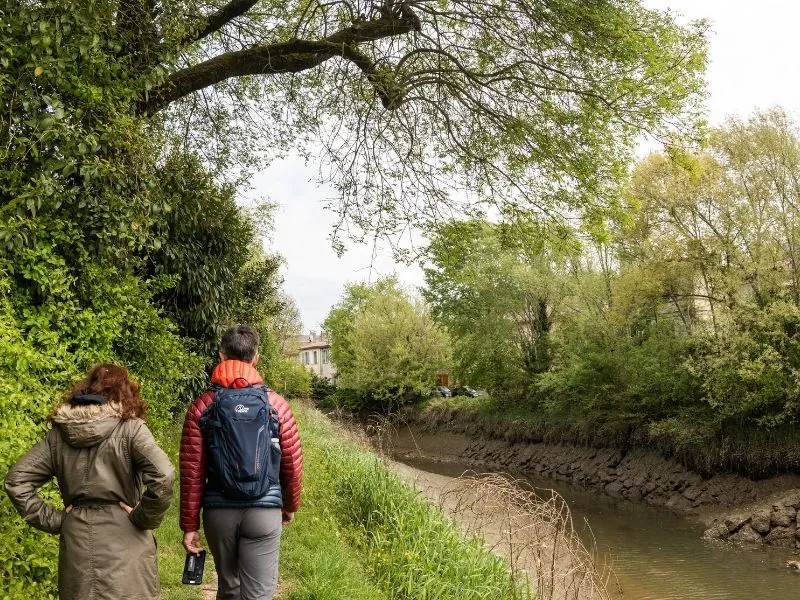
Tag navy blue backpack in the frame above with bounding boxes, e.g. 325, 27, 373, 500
200, 383, 281, 500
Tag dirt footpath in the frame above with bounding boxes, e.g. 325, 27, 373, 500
201, 575, 216, 600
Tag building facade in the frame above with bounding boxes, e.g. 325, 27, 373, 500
296, 331, 337, 381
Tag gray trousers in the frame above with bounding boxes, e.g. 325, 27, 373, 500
203, 508, 282, 600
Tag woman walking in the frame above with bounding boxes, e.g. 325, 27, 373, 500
5, 364, 174, 600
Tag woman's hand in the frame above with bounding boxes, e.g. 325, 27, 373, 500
65, 505, 73, 513
119, 502, 133, 514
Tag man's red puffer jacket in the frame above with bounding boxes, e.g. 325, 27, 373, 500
179, 360, 303, 532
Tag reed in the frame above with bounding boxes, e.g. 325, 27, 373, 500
370, 410, 614, 600
441, 474, 615, 600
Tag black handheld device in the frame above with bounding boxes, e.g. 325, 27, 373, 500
182, 550, 206, 585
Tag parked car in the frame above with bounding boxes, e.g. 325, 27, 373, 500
434, 386, 452, 397
451, 386, 480, 398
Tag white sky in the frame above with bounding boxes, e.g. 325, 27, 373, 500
252, 1, 800, 332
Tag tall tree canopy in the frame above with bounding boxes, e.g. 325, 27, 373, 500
424, 220, 574, 395
5, 0, 708, 243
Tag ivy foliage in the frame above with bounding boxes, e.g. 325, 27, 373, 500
0, 4, 297, 596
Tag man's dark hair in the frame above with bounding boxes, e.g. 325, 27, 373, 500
220, 325, 260, 362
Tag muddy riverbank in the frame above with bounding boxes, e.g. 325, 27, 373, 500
391, 460, 611, 600
384, 407, 800, 547
394, 455, 800, 600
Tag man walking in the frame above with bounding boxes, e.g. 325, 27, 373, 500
180, 325, 303, 599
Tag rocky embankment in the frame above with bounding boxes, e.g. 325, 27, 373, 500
702, 492, 800, 546
388, 406, 800, 548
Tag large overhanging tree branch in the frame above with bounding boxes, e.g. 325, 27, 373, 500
139, 13, 417, 114
60, 1, 713, 242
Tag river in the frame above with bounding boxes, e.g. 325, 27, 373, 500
398, 456, 800, 600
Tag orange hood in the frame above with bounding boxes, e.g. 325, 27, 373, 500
211, 360, 264, 389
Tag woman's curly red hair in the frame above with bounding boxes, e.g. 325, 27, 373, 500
59, 363, 147, 420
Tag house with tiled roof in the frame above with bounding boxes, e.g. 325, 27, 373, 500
296, 330, 336, 381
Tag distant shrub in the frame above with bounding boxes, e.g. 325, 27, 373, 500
268, 355, 312, 399
311, 373, 336, 402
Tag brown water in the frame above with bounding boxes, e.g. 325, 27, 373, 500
400, 456, 800, 600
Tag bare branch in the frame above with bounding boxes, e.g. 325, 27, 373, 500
179, 0, 261, 48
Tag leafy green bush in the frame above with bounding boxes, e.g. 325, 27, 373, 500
324, 278, 451, 412
538, 318, 698, 426
0, 4, 284, 589
322, 387, 370, 412
689, 302, 800, 428
146, 154, 268, 355
311, 373, 337, 402
266, 354, 312, 399
0, 287, 63, 599
0, 266, 204, 597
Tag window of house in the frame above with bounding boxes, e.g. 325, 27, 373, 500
312, 350, 318, 365
322, 348, 329, 364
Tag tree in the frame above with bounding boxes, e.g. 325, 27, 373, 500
323, 279, 385, 379
0, 0, 710, 411
324, 277, 450, 410
424, 220, 572, 397
146, 153, 281, 353
224, 248, 312, 396
623, 108, 800, 331
5, 0, 708, 245
537, 109, 800, 466
270, 292, 304, 355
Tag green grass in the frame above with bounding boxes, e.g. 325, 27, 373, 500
157, 401, 529, 600
425, 394, 540, 422
275, 404, 392, 600
156, 409, 387, 600
288, 402, 529, 600
155, 425, 213, 600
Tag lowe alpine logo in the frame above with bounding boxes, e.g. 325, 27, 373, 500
234, 404, 249, 414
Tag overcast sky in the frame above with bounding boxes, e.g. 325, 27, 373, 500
250, 1, 800, 333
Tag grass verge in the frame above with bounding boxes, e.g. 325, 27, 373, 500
284, 401, 530, 600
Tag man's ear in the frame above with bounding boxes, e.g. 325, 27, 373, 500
252, 354, 260, 367
219, 352, 227, 362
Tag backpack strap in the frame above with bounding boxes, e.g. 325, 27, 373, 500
199, 384, 224, 426
205, 383, 269, 407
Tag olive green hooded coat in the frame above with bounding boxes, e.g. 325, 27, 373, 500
4, 402, 175, 600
